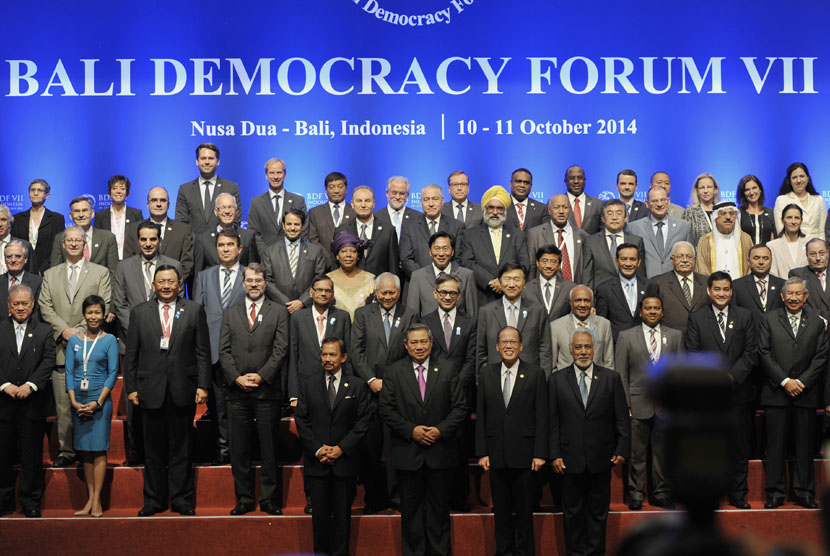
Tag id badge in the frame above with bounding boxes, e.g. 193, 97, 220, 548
80, 378, 89, 391
160, 337, 169, 351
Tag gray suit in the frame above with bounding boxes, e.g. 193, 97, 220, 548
627, 216, 694, 278
123, 219, 195, 281
260, 239, 327, 307
51, 228, 119, 276
582, 231, 646, 290
522, 276, 576, 323
476, 299, 552, 377
308, 202, 356, 268
526, 223, 588, 282
549, 313, 614, 371
442, 200, 483, 229
193, 265, 247, 365
248, 190, 308, 246
651, 271, 709, 337
405, 263, 478, 319
175, 177, 241, 234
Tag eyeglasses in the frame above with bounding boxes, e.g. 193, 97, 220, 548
498, 340, 520, 346
64, 239, 85, 245
435, 290, 460, 298
243, 278, 265, 284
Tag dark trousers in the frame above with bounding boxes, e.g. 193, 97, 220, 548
207, 365, 229, 458
562, 469, 611, 556
123, 386, 144, 460
141, 392, 196, 510
450, 391, 474, 509
397, 466, 452, 556
226, 396, 281, 506
628, 416, 668, 501
765, 405, 815, 499
307, 473, 357, 556
0, 415, 44, 511
490, 467, 535, 556
731, 402, 754, 498
359, 406, 390, 509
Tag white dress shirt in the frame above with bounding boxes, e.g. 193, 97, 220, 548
500, 359, 520, 401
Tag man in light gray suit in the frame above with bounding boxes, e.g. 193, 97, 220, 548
527, 194, 587, 282
39, 226, 112, 468
649, 172, 685, 220
442, 171, 483, 228
523, 244, 576, 323
614, 296, 682, 510
248, 159, 308, 247
175, 143, 241, 235
51, 196, 119, 276
550, 285, 614, 371
627, 186, 694, 278
193, 228, 247, 465
405, 231, 477, 319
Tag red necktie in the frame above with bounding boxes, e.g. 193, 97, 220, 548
516, 203, 525, 230
573, 198, 583, 228
83, 242, 91, 261
249, 304, 256, 330
557, 228, 572, 282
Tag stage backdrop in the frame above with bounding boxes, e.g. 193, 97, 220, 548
2, 0, 829, 225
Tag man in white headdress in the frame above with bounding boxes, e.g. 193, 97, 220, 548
695, 201, 753, 278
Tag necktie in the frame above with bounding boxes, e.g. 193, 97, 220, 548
516, 203, 525, 230
443, 312, 452, 348
649, 328, 658, 364
717, 311, 726, 341
144, 261, 153, 299
456, 204, 464, 223
429, 219, 437, 235
360, 224, 368, 240
790, 315, 799, 336
332, 203, 341, 228
757, 279, 767, 307
544, 282, 553, 309
383, 311, 391, 343
162, 304, 171, 338
507, 305, 517, 328
69, 264, 79, 301
491, 227, 502, 264
16, 324, 24, 353
557, 229, 572, 282
273, 194, 281, 223
249, 303, 256, 330
573, 198, 583, 228
9, 275, 17, 288
83, 238, 91, 262
682, 277, 692, 306
393, 210, 401, 239
609, 234, 618, 262
625, 203, 631, 218
655, 222, 665, 257
289, 241, 298, 278
317, 315, 326, 344
203, 181, 212, 217
221, 268, 233, 309
502, 370, 512, 407
579, 371, 589, 407
327, 375, 337, 408
819, 271, 826, 291
625, 282, 635, 314
416, 365, 426, 401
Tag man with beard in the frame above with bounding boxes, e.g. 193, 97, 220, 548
696, 202, 753, 278
374, 176, 422, 244
527, 194, 587, 283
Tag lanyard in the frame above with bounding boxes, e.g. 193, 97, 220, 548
82, 332, 102, 380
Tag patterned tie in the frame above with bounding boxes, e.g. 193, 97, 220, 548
625, 203, 631, 218
609, 234, 618, 263
332, 203, 341, 228
502, 370, 512, 407
757, 279, 767, 307
203, 182, 212, 217
429, 219, 437, 236
416, 365, 426, 401
16, 323, 24, 353
327, 374, 337, 408
557, 229, 572, 282
682, 277, 692, 306
360, 224, 368, 240
655, 222, 665, 258
579, 371, 589, 407
717, 311, 726, 341
456, 204, 464, 223
443, 312, 452, 349
69, 264, 79, 301
9, 275, 17, 288
573, 198, 583, 228
383, 311, 391, 343
491, 227, 502, 265
249, 303, 257, 330
317, 315, 326, 344
790, 315, 799, 336
220, 268, 233, 309
516, 203, 525, 230
544, 282, 553, 309
289, 241, 298, 278
273, 194, 281, 224
649, 328, 658, 364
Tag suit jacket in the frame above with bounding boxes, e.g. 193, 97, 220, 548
582, 231, 646, 290
522, 276, 576, 323
614, 324, 682, 419
595, 276, 659, 343
295, 369, 372, 477
627, 216, 694, 278
507, 197, 549, 232
685, 305, 758, 404
475, 360, 547, 468
335, 218, 399, 277
260, 239, 327, 307
373, 206, 422, 243
732, 273, 785, 320
550, 313, 615, 371
476, 299, 553, 376
422, 309, 476, 390
399, 216, 465, 278
526, 223, 588, 282
626, 200, 649, 223
759, 307, 829, 408
548, 364, 630, 473
11, 207, 65, 274
461, 224, 529, 305
123, 219, 195, 281
175, 177, 241, 234
123, 298, 212, 409
651, 271, 709, 335
193, 265, 247, 365
288, 306, 351, 399
93, 206, 144, 233
193, 227, 258, 278
767, 236, 809, 280
789, 266, 830, 321
0, 318, 55, 420
38, 261, 112, 366
442, 200, 483, 229
308, 202, 356, 268
405, 263, 478, 319
567, 194, 603, 235
378, 357, 467, 470
248, 190, 308, 246
219, 299, 289, 401
351, 303, 417, 382
51, 228, 119, 276
0, 271, 42, 319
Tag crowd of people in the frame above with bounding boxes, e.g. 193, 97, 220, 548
0, 143, 828, 556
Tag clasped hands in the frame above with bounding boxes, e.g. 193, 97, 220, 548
317, 445, 344, 464
412, 425, 442, 446
2, 383, 33, 400
784, 379, 805, 398
235, 373, 263, 392
127, 387, 208, 406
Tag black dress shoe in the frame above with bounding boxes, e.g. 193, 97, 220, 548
652, 497, 675, 510
137, 507, 163, 517
728, 496, 750, 509
450, 502, 470, 513
362, 504, 388, 515
52, 455, 76, 468
628, 500, 643, 511
122, 455, 144, 467
764, 497, 784, 509
261, 502, 282, 515
23, 507, 41, 518
212, 454, 230, 466
0, 507, 13, 517
304, 504, 312, 515
172, 504, 196, 516
230, 503, 255, 516
793, 495, 819, 509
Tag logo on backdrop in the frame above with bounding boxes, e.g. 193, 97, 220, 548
0, 194, 26, 213
348, 0, 477, 27
81, 193, 98, 211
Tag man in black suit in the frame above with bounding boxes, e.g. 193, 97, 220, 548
733, 244, 785, 318
50, 196, 119, 276
651, 241, 709, 337
0, 241, 42, 319
477, 326, 547, 556
616, 169, 648, 223
595, 243, 659, 343
549, 329, 629, 556
442, 170, 483, 228
685, 271, 758, 509
308, 172, 356, 269
93, 174, 144, 259
788, 238, 830, 321
219, 263, 289, 515
11, 179, 65, 274
565, 165, 603, 235
583, 199, 646, 290
175, 143, 241, 234
192, 193, 257, 277
379, 323, 467, 556
506, 168, 549, 232
523, 244, 576, 323
336, 186, 399, 277
759, 277, 828, 509
247, 158, 308, 246
373, 176, 422, 244
399, 184, 465, 279
124, 264, 211, 516
295, 338, 371, 556
0, 285, 55, 518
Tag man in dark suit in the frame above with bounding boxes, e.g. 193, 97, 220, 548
442, 170, 483, 228
175, 143, 241, 234
0, 241, 42, 319
308, 172, 356, 269
652, 241, 709, 337
295, 338, 371, 556
123, 187, 195, 282
461, 186, 529, 305
685, 271, 758, 509
405, 231, 477, 319
0, 285, 55, 518
549, 329, 630, 556
399, 184, 465, 279
0, 206, 37, 277
476, 326, 547, 556
759, 277, 828, 509
616, 169, 648, 223
527, 194, 587, 282
523, 244, 576, 323
788, 238, 830, 321
124, 264, 211, 516
506, 168, 549, 232
565, 165, 603, 235
50, 196, 119, 276
93, 174, 144, 259
219, 263, 289, 515
379, 323, 467, 556
583, 199, 646, 289
352, 272, 418, 512
614, 296, 682, 510
247, 158, 308, 247
11, 179, 65, 274
336, 185, 399, 277
192, 193, 257, 277
733, 244, 785, 318
595, 243, 659, 343
373, 176, 422, 244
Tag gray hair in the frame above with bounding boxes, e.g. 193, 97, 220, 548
569, 285, 593, 302
8, 283, 33, 301
0, 204, 11, 222
376, 272, 401, 290
5, 239, 29, 259
570, 328, 595, 347
264, 158, 286, 172
386, 176, 410, 192
214, 192, 237, 209
64, 225, 86, 241
784, 276, 808, 295
671, 241, 696, 257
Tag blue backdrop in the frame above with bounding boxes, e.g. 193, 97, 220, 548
1, 0, 828, 224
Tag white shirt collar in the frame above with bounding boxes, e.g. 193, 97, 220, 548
501, 360, 520, 375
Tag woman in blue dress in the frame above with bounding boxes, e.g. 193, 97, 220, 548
65, 295, 118, 517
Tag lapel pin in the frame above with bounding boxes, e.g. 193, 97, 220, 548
343, 382, 349, 388
522, 309, 528, 319
27, 333, 32, 337
432, 367, 438, 372
455, 326, 461, 336
329, 317, 336, 326
506, 233, 511, 238
288, 199, 293, 204
728, 321, 734, 329
771, 286, 776, 290
519, 374, 525, 379
662, 336, 667, 345
378, 226, 383, 230
577, 239, 582, 244
395, 317, 401, 328
257, 314, 263, 322
639, 290, 645, 295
